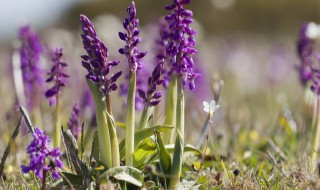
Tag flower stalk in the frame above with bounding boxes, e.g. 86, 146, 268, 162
54, 96, 61, 148
125, 72, 136, 166
311, 98, 320, 172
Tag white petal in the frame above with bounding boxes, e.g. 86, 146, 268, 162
203, 107, 209, 113
203, 101, 209, 109
307, 22, 320, 39
210, 100, 216, 110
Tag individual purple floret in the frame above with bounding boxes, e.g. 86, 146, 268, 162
19, 25, 44, 109
297, 22, 313, 85
45, 48, 69, 106
164, 0, 199, 91
118, 1, 147, 72
138, 60, 164, 106
68, 104, 81, 139
21, 127, 63, 180
80, 14, 122, 95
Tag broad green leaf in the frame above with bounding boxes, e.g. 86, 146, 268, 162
133, 138, 157, 167
98, 166, 143, 187
155, 131, 172, 174
119, 125, 173, 159
87, 79, 112, 168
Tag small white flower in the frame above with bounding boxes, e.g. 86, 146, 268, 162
306, 22, 320, 40
203, 100, 220, 115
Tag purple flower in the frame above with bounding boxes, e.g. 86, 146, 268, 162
118, 1, 148, 110
297, 22, 314, 85
164, 0, 198, 91
118, 1, 147, 72
80, 14, 122, 95
153, 17, 171, 88
19, 25, 44, 109
21, 128, 63, 180
138, 60, 164, 106
68, 104, 81, 139
45, 48, 69, 106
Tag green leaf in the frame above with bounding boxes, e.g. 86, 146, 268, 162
133, 138, 157, 167
169, 130, 183, 190
61, 172, 83, 187
164, 144, 202, 155
115, 121, 126, 129
90, 131, 100, 163
155, 131, 172, 174
119, 125, 173, 159
87, 79, 112, 168
98, 166, 143, 187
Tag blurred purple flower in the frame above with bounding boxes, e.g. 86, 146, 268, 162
164, 0, 199, 91
153, 17, 171, 88
118, 1, 147, 72
297, 22, 313, 85
80, 14, 122, 95
21, 127, 63, 180
19, 25, 44, 109
68, 104, 81, 139
138, 60, 164, 106
45, 48, 69, 106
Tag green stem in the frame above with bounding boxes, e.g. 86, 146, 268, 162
163, 74, 177, 144
87, 80, 112, 168
54, 96, 61, 148
176, 75, 185, 140
139, 105, 151, 129
126, 72, 136, 166
311, 98, 320, 172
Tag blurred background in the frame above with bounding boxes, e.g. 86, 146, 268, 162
0, 0, 319, 153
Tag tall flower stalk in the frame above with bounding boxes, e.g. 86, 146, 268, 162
80, 14, 122, 168
119, 1, 147, 166
45, 48, 69, 148
296, 22, 320, 172
18, 25, 44, 126
164, 0, 198, 188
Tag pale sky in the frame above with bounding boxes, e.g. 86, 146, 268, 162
0, 0, 80, 42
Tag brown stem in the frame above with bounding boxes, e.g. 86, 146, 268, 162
42, 170, 47, 190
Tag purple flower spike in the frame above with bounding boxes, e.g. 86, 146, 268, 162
297, 22, 314, 85
118, 1, 147, 72
138, 60, 164, 106
153, 18, 171, 88
68, 104, 81, 139
21, 127, 63, 180
45, 48, 69, 106
19, 25, 44, 109
164, 0, 199, 91
80, 14, 122, 95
